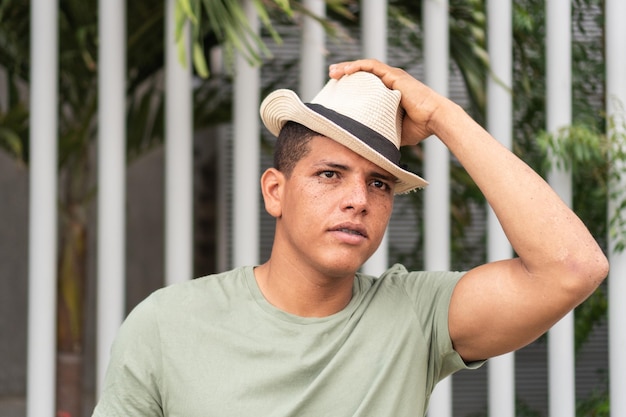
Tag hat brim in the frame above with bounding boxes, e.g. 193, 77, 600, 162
260, 89, 428, 194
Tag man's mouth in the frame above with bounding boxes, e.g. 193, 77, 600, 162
331, 224, 368, 238
337, 228, 364, 237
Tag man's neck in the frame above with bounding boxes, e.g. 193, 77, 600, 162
253, 260, 355, 318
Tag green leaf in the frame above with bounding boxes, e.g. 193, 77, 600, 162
252, 0, 283, 45
176, 0, 198, 24
192, 40, 209, 78
0, 127, 23, 159
269, 0, 292, 15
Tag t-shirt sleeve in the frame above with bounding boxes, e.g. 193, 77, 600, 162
92, 294, 164, 417
390, 265, 484, 384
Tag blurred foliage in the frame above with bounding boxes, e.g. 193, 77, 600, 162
576, 374, 610, 417
466, 397, 547, 417
538, 114, 626, 255
388, 0, 489, 121
0, 0, 256, 169
177, 0, 355, 76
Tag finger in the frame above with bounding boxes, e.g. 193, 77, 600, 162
328, 59, 385, 79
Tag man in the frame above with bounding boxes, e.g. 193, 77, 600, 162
92, 59, 608, 416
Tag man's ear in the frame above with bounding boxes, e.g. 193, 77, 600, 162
260, 168, 284, 218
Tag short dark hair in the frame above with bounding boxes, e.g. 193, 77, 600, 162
273, 121, 319, 177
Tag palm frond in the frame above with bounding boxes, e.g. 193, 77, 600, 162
176, 0, 353, 77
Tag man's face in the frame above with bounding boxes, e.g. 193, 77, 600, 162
272, 135, 396, 279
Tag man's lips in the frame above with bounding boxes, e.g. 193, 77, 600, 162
329, 223, 368, 239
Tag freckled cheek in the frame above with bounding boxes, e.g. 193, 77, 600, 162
291, 186, 329, 219
369, 197, 393, 228
374, 197, 394, 218
380, 202, 395, 228
373, 213, 392, 234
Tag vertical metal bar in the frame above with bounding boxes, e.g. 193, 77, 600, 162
165, 0, 193, 285
26, 0, 58, 415
423, 1, 451, 416
423, 0, 450, 272
96, 0, 127, 396
300, 0, 326, 101
233, 0, 260, 267
606, 1, 626, 416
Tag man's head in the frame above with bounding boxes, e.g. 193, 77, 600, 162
260, 131, 396, 278
260, 71, 428, 193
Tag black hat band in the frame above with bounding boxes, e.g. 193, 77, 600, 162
305, 103, 401, 166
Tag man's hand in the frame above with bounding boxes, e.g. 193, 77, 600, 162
329, 59, 446, 147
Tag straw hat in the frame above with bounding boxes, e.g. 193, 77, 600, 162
259, 71, 428, 194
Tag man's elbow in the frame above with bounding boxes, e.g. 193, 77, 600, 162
563, 245, 609, 299
587, 249, 609, 286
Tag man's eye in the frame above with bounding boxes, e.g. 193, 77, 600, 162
372, 179, 390, 191
319, 171, 336, 179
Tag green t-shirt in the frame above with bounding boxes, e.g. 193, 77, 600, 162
93, 264, 481, 417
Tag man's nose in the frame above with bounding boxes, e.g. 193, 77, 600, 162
342, 180, 369, 214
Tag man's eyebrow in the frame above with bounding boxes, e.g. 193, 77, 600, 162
371, 171, 398, 183
314, 161, 349, 171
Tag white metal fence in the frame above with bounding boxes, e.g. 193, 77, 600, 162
23, 0, 625, 416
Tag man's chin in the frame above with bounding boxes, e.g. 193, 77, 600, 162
319, 259, 367, 279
